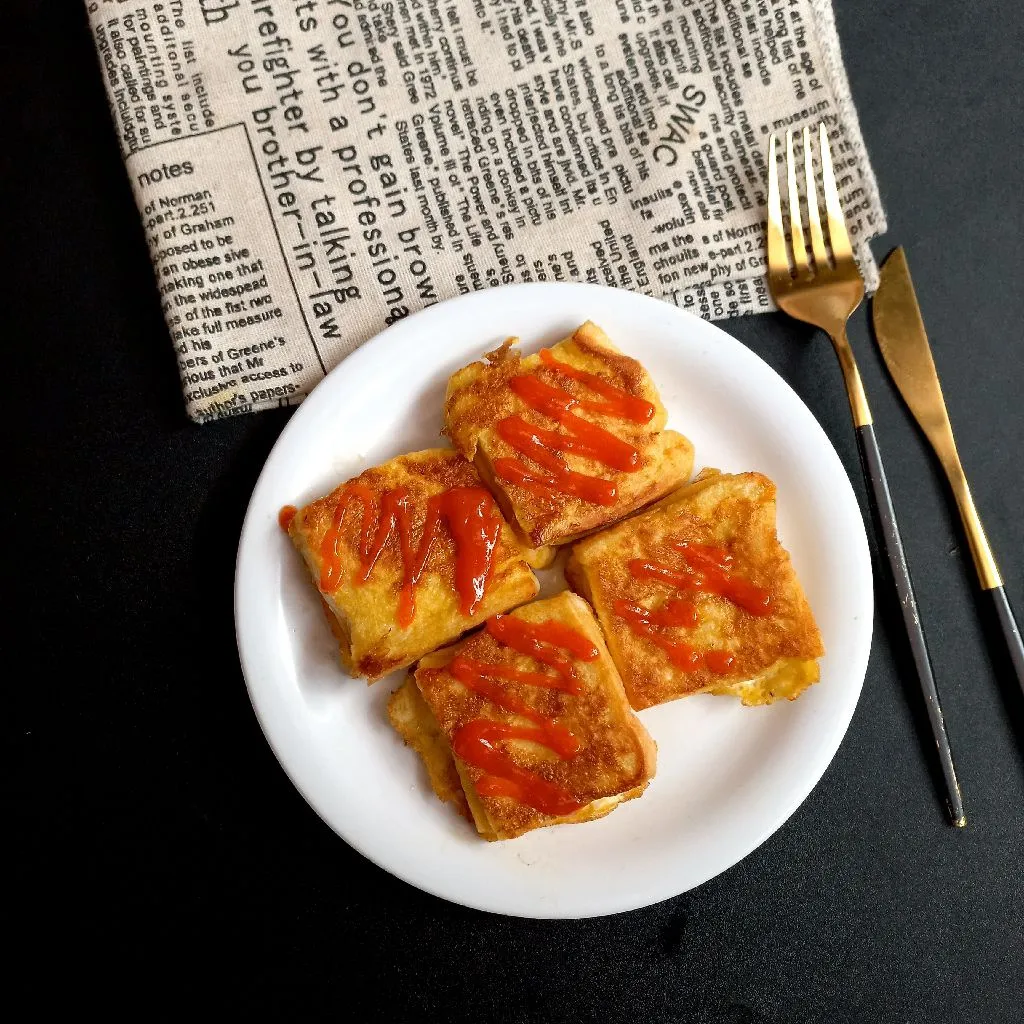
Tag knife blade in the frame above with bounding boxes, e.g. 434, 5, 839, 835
873, 247, 1023, 696
873, 249, 961, 449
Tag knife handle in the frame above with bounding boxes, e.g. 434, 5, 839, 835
983, 585, 1024, 698
855, 423, 966, 826
944, 467, 1024, 694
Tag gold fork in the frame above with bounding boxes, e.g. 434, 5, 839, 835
767, 125, 965, 827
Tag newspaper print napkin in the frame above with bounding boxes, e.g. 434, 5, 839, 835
85, 0, 885, 421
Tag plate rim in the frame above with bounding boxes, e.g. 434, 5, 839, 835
234, 281, 873, 918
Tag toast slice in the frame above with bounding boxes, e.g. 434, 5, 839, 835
566, 471, 824, 709
388, 674, 471, 820
443, 321, 694, 548
286, 448, 538, 681
388, 592, 656, 840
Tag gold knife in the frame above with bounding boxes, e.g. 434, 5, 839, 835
873, 247, 1024, 695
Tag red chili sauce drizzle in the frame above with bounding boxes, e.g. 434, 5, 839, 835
492, 349, 656, 506
617, 541, 773, 673
308, 485, 501, 628
448, 614, 600, 816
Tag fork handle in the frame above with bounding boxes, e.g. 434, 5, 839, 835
983, 585, 1024, 698
855, 423, 966, 826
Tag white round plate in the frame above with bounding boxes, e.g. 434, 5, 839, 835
235, 283, 872, 919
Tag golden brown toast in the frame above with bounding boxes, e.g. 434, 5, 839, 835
388, 675, 471, 820
566, 471, 824, 709
390, 592, 657, 840
286, 449, 538, 681
443, 321, 694, 548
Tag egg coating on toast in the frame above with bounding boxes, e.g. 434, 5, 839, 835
388, 592, 657, 840
566, 471, 825, 710
443, 321, 694, 548
286, 448, 539, 682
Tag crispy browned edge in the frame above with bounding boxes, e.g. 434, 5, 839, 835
442, 321, 695, 547
285, 448, 539, 682
387, 675, 471, 820
565, 470, 825, 709
392, 592, 657, 840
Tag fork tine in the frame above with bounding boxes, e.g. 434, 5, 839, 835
785, 130, 809, 275
803, 126, 829, 269
766, 133, 789, 278
819, 123, 854, 262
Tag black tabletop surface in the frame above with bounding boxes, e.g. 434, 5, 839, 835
10, 1, 1024, 1018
